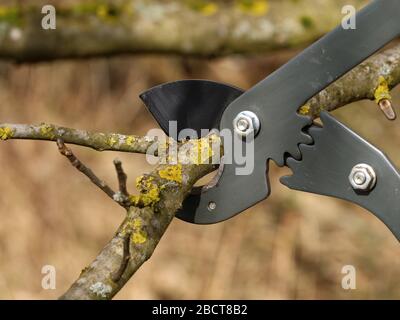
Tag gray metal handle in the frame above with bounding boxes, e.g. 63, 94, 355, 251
177, 0, 400, 225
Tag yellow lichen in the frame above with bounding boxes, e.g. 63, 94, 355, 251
0, 6, 19, 23
96, 4, 109, 18
374, 76, 392, 103
0, 127, 14, 140
0, 6, 14, 16
129, 176, 160, 207
0, 6, 9, 16
122, 3, 134, 16
299, 104, 311, 115
108, 134, 118, 147
133, 218, 142, 229
131, 217, 147, 244
187, 0, 219, 16
125, 135, 136, 146
132, 230, 147, 244
40, 124, 55, 139
188, 135, 219, 165
158, 164, 182, 184
200, 3, 218, 16
237, 0, 269, 16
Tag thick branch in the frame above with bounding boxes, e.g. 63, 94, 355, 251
0, 123, 156, 154
0, 0, 367, 62
60, 136, 217, 300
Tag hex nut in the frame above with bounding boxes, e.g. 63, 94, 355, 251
349, 163, 377, 191
233, 111, 260, 137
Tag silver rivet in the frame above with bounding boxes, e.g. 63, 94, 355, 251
207, 201, 217, 212
349, 163, 377, 191
233, 111, 260, 138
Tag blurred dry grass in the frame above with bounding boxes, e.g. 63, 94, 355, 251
0, 51, 399, 300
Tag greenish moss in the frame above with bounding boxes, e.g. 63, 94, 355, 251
237, 0, 269, 16
300, 16, 314, 29
70, 2, 122, 19
0, 6, 21, 24
185, 0, 219, 16
71, 2, 104, 15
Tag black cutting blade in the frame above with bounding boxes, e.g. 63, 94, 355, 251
140, 80, 243, 137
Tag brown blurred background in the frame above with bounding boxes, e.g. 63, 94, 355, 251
0, 0, 400, 299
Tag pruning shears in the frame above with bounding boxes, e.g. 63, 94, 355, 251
140, 1, 400, 240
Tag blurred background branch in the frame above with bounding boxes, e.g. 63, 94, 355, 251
0, 0, 367, 62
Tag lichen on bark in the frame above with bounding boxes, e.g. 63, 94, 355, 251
60, 133, 219, 300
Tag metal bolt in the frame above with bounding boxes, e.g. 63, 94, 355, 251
207, 201, 217, 212
233, 111, 260, 138
353, 171, 367, 185
237, 118, 250, 132
349, 163, 377, 191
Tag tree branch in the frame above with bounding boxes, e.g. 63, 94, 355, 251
0, 0, 367, 62
0, 123, 156, 154
300, 44, 400, 118
114, 159, 129, 196
56, 138, 125, 207
59, 135, 218, 300
113, 158, 131, 207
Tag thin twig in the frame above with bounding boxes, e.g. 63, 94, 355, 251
56, 139, 121, 206
112, 159, 132, 208
113, 159, 129, 197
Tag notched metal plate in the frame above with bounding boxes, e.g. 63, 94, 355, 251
281, 112, 400, 241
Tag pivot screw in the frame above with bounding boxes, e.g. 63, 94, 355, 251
349, 163, 377, 191
233, 111, 260, 138
207, 201, 217, 212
